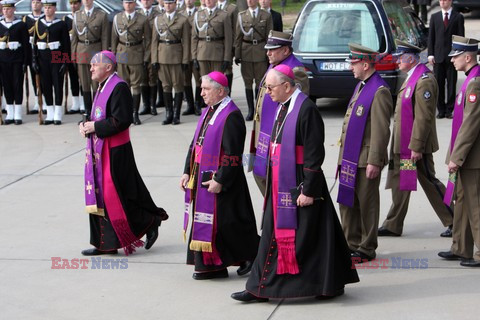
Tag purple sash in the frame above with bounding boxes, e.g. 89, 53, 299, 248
183, 98, 238, 263
400, 63, 431, 191
276, 91, 307, 229
337, 72, 388, 207
252, 54, 305, 179
444, 65, 480, 205
84, 74, 124, 214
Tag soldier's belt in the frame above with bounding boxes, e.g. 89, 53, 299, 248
242, 39, 265, 45
119, 40, 143, 47
78, 39, 101, 45
159, 39, 182, 45
198, 36, 225, 42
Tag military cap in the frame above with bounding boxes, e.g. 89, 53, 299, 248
69, 0, 81, 3
41, 0, 58, 6
264, 31, 293, 50
122, 0, 136, 2
449, 35, 479, 57
393, 39, 422, 56
0, 0, 17, 7
345, 43, 379, 63
163, 0, 176, 3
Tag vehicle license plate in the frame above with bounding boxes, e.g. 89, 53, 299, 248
320, 62, 350, 71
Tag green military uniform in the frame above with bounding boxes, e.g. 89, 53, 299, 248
251, 31, 309, 194
235, 6, 272, 121
112, 1, 151, 125
191, 6, 233, 77
218, 0, 238, 91
181, 5, 202, 116
151, 4, 190, 125
339, 44, 393, 259
444, 36, 480, 266
137, 5, 160, 116
71, 6, 109, 116
380, 40, 453, 237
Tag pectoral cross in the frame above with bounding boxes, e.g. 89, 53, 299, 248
86, 181, 93, 195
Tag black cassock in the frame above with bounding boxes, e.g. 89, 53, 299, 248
246, 97, 359, 298
89, 80, 167, 251
184, 106, 259, 272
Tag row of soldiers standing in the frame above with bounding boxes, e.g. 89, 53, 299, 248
0, 0, 283, 126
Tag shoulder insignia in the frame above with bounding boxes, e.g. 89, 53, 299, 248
468, 93, 477, 103
421, 73, 429, 79
424, 91, 431, 100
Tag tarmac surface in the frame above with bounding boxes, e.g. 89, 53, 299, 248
2, 11, 480, 320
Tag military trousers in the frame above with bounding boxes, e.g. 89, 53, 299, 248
117, 63, 143, 95
382, 153, 454, 234
240, 61, 268, 89
198, 60, 223, 77
340, 167, 381, 258
451, 168, 480, 261
142, 62, 157, 87
158, 64, 184, 93
77, 63, 98, 94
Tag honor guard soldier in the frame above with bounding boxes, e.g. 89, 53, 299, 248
71, 0, 109, 118
22, 0, 44, 114
0, 0, 30, 124
137, 0, 159, 116
249, 31, 309, 194
218, 0, 238, 92
439, 36, 480, 267
235, 0, 272, 121
181, 0, 201, 116
63, 0, 83, 114
112, 0, 152, 125
379, 40, 454, 238
191, 0, 233, 79
32, 0, 70, 125
152, 0, 190, 125
337, 44, 393, 262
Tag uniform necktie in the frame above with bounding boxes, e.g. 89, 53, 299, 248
87, 11, 90, 18
253, 10, 256, 19
128, 14, 131, 22
209, 10, 213, 16
443, 12, 449, 28
188, 10, 192, 17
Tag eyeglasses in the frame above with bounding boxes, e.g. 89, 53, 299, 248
265, 82, 286, 92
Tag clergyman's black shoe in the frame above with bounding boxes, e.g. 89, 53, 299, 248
81, 248, 118, 256
237, 261, 253, 276
145, 216, 161, 250
231, 290, 269, 303
192, 268, 228, 280
440, 225, 453, 238
351, 251, 375, 263
438, 251, 465, 261
315, 288, 345, 300
378, 226, 401, 237
460, 259, 480, 267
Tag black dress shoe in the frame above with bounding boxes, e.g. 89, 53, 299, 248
315, 288, 345, 300
67, 110, 80, 114
43, 120, 54, 125
42, 109, 47, 115
460, 259, 480, 267
438, 251, 464, 260
29, 110, 39, 114
138, 107, 150, 115
145, 216, 161, 250
436, 113, 445, 119
351, 251, 375, 263
440, 225, 453, 238
1, 109, 6, 114
4, 119, 14, 125
14, 120, 22, 125
81, 248, 118, 256
231, 290, 269, 302
237, 261, 253, 276
192, 268, 228, 280
54, 121, 62, 125
378, 226, 401, 237
151, 106, 158, 116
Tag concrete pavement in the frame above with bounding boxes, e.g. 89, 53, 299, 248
2, 23, 480, 320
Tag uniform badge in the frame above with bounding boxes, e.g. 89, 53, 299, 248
469, 94, 477, 103
457, 92, 463, 105
423, 91, 431, 100
356, 105, 364, 117
421, 73, 429, 79
94, 106, 102, 120
405, 87, 411, 99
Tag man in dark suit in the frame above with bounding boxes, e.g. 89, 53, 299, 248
428, 0, 464, 119
409, 0, 431, 24
260, 0, 282, 32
